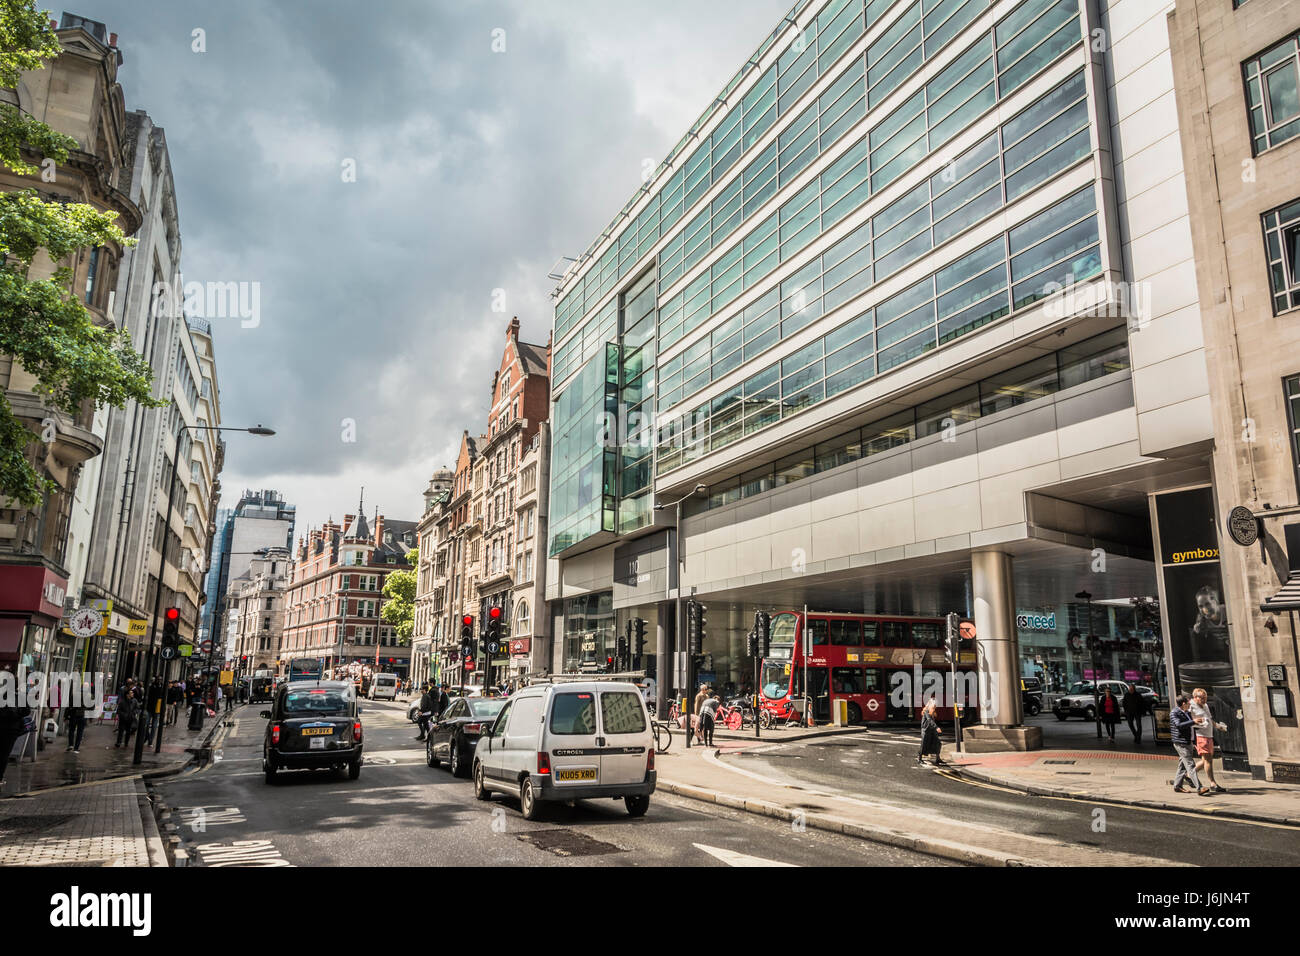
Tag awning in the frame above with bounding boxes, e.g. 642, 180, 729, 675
1260, 571, 1300, 612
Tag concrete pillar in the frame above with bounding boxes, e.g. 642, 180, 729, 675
971, 550, 1022, 728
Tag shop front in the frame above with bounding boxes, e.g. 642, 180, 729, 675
1152, 486, 1247, 770
0, 563, 69, 673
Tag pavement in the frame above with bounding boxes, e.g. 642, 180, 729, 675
2, 704, 225, 796
0, 704, 231, 868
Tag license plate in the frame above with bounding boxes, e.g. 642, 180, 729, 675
301, 727, 333, 736
555, 769, 597, 782
309, 738, 326, 750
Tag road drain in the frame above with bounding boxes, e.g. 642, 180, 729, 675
1043, 759, 1076, 765
517, 829, 626, 857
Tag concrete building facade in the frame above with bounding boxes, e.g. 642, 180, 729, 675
228, 546, 290, 674
546, 0, 1233, 755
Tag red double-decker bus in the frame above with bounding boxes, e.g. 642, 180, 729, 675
759, 610, 978, 724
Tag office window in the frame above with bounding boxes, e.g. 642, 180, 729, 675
1263, 197, 1300, 314
1286, 375, 1300, 494
1245, 32, 1300, 154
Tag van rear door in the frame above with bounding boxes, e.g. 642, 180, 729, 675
597, 688, 650, 786
546, 690, 601, 787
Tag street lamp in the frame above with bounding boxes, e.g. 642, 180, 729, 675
654, 483, 707, 746
1076, 589, 1101, 741
135, 424, 275, 764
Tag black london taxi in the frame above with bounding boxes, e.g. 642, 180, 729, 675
261, 680, 363, 784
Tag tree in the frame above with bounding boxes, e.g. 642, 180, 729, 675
380, 548, 418, 644
0, 1, 159, 507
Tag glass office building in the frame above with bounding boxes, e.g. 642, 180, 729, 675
547, 0, 1223, 738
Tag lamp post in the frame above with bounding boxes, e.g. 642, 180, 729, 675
653, 483, 707, 747
135, 424, 275, 765
1076, 589, 1101, 741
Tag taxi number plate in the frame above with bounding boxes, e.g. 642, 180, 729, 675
555, 769, 597, 782
301, 727, 333, 736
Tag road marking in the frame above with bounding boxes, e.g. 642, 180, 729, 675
195, 839, 292, 867
693, 843, 797, 867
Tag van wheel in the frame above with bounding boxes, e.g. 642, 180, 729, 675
473, 761, 491, 801
520, 777, 542, 821
625, 794, 650, 817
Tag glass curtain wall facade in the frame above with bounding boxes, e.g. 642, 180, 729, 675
549, 0, 1108, 557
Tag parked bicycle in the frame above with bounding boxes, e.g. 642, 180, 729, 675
651, 719, 672, 754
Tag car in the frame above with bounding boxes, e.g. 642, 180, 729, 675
471, 681, 655, 820
369, 673, 400, 701
261, 680, 363, 784
1052, 680, 1159, 720
426, 696, 508, 777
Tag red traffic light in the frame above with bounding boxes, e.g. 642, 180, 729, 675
165, 607, 180, 621
462, 615, 473, 626
489, 606, 501, 620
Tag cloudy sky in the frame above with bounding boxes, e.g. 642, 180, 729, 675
79, 0, 793, 537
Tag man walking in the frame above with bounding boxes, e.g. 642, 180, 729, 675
1122, 683, 1145, 745
415, 683, 434, 741
166, 681, 183, 725
1170, 694, 1209, 796
144, 677, 164, 744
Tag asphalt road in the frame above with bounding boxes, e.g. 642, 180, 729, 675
152, 700, 947, 867
725, 729, 1300, 867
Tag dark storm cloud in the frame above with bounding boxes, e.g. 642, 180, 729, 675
80, 0, 793, 529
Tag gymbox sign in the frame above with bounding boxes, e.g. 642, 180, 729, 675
49, 886, 151, 936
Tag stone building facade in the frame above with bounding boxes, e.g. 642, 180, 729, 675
1169, 0, 1300, 780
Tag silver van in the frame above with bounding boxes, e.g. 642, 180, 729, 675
471, 681, 655, 820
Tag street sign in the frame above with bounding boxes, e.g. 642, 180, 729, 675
1226, 505, 1259, 547
160, 646, 177, 660
200, 640, 213, 653
179, 644, 193, 657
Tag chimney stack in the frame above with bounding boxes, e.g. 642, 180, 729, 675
508, 316, 520, 340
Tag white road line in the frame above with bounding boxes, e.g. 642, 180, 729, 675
693, 843, 797, 867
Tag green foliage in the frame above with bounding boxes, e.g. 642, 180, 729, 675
0, 1, 160, 508
380, 549, 420, 644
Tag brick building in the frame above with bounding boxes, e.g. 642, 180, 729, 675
280, 500, 417, 677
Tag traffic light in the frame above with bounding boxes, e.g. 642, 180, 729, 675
945, 612, 960, 665
486, 605, 502, 655
633, 618, 647, 657
615, 635, 628, 671
747, 629, 758, 657
755, 610, 771, 656
687, 601, 706, 655
163, 606, 180, 647
460, 615, 474, 659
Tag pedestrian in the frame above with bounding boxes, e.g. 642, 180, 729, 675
224, 682, 235, 713
1170, 694, 1209, 796
144, 677, 164, 743
1099, 686, 1121, 742
692, 682, 709, 738
415, 683, 434, 741
698, 692, 720, 747
64, 684, 89, 753
1122, 683, 1145, 745
0, 668, 32, 789
918, 698, 943, 765
166, 681, 183, 725
116, 684, 139, 747
1190, 687, 1228, 793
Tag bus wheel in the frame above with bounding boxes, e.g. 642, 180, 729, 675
847, 703, 862, 725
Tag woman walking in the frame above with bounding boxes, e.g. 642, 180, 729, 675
1099, 686, 1121, 742
698, 693, 720, 747
1190, 687, 1228, 792
918, 699, 943, 765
